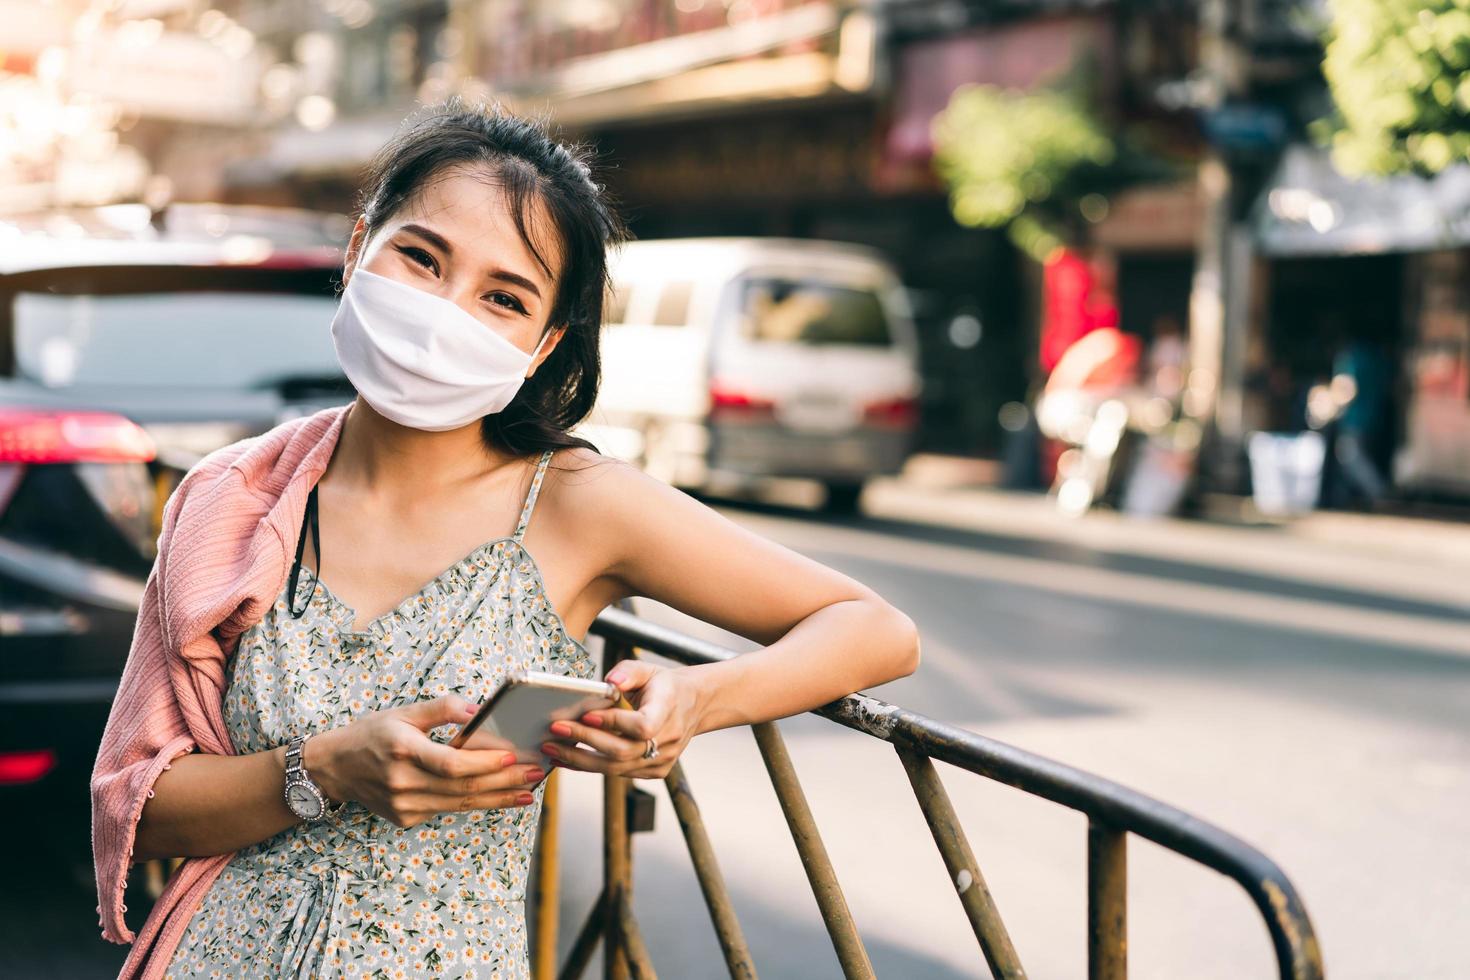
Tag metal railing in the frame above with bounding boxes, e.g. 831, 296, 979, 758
531, 605, 1324, 980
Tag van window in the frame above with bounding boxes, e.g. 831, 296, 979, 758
652, 281, 694, 326
739, 278, 891, 346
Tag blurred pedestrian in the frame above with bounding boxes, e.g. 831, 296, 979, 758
91, 98, 921, 979
1326, 337, 1392, 507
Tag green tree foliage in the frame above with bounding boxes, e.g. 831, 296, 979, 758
932, 83, 1116, 259
1312, 0, 1470, 176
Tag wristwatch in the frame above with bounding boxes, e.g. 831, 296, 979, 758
283, 732, 345, 822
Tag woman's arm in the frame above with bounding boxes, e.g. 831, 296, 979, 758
538, 458, 919, 775
604, 462, 921, 712
678, 594, 919, 735
134, 694, 545, 860
132, 742, 304, 862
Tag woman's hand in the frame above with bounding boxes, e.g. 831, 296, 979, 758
539, 661, 704, 779
311, 693, 547, 829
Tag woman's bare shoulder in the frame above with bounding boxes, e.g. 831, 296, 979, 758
541, 445, 676, 538
545, 445, 644, 500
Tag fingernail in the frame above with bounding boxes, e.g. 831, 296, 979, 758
516, 792, 535, 805
542, 744, 560, 758
583, 714, 603, 728
501, 753, 517, 767
606, 673, 625, 685
525, 769, 545, 782
550, 721, 572, 737
463, 703, 480, 716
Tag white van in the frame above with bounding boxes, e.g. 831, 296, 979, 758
574, 237, 922, 510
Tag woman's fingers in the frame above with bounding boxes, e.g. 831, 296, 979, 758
539, 740, 609, 772
541, 736, 667, 773
604, 660, 662, 696
546, 719, 649, 763
579, 707, 652, 740
409, 738, 512, 779
412, 761, 547, 798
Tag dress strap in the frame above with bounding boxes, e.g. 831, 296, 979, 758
512, 450, 555, 543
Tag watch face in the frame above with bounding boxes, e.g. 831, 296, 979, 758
286, 780, 323, 819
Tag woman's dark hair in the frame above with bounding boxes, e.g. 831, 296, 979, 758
354, 97, 631, 459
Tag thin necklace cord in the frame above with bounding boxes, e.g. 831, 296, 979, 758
287, 484, 321, 619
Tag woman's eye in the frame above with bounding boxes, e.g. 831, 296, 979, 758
488, 293, 529, 315
397, 245, 437, 273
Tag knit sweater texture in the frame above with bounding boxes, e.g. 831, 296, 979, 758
90, 402, 352, 979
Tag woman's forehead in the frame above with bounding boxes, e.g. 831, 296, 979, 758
390, 167, 562, 286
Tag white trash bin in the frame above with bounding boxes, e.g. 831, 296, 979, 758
1247, 430, 1326, 516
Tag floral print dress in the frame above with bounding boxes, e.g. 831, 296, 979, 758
164, 449, 595, 979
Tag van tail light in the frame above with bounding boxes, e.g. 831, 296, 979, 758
709, 382, 775, 416
0, 410, 156, 464
863, 395, 919, 428
0, 748, 57, 785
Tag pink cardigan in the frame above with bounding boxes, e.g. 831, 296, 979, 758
90, 402, 352, 979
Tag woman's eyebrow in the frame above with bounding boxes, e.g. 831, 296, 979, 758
487, 268, 542, 300
398, 223, 452, 253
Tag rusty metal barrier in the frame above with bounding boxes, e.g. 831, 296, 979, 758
135, 603, 1321, 979
532, 604, 1324, 980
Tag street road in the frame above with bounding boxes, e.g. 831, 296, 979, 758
17, 484, 1469, 979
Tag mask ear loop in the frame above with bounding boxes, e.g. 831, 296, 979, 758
526, 329, 551, 371
287, 484, 322, 619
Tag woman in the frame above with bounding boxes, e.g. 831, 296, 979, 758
91, 99, 920, 979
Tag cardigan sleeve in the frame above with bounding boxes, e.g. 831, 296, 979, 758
89, 562, 197, 944
89, 455, 218, 945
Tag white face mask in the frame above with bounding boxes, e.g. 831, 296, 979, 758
330, 266, 551, 432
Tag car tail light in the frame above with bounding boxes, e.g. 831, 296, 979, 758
709, 381, 775, 415
0, 410, 156, 464
863, 395, 919, 427
0, 748, 57, 785
0, 410, 158, 555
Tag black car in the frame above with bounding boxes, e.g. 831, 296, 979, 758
0, 204, 353, 875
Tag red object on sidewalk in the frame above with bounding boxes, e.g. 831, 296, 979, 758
1039, 247, 1120, 374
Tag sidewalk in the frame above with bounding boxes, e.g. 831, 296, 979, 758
870, 453, 1470, 613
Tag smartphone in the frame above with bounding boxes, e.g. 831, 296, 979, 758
448, 669, 620, 763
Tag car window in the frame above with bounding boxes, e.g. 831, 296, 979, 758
739, 278, 892, 346
651, 281, 694, 326
13, 291, 342, 388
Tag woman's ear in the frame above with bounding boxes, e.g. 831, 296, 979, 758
528, 324, 569, 377
341, 216, 369, 286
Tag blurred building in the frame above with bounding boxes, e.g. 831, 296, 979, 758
0, 0, 267, 211
203, 0, 1037, 455
1207, 1, 1470, 501
207, 0, 1193, 457
6, 0, 1468, 497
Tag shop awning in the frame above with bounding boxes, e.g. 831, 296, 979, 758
1253, 144, 1470, 256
